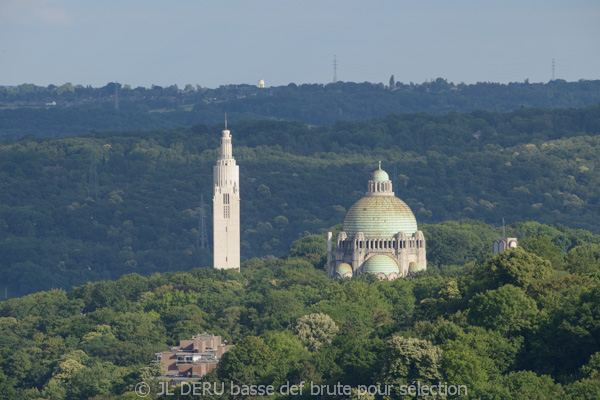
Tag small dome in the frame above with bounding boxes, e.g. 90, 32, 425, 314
409, 262, 425, 273
372, 169, 389, 181
336, 263, 352, 275
362, 255, 399, 275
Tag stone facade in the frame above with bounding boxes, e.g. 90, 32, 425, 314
493, 237, 518, 254
327, 166, 426, 280
213, 121, 240, 270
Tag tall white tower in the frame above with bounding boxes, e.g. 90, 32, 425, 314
213, 117, 240, 270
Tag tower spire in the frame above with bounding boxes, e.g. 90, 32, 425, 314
213, 118, 240, 271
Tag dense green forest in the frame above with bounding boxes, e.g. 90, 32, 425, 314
2, 83, 600, 399
1, 104, 600, 297
1, 227, 600, 399
2, 79, 600, 139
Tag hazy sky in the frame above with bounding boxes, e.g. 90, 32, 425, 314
1, 0, 599, 88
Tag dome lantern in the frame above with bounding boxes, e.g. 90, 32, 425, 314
367, 162, 393, 195
343, 162, 417, 238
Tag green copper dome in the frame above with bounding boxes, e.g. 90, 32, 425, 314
362, 255, 399, 274
336, 263, 352, 275
372, 169, 389, 181
409, 262, 425, 273
344, 195, 418, 237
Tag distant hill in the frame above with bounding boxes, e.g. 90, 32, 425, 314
1, 105, 599, 297
1, 79, 600, 139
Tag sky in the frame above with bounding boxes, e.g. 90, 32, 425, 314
1, 0, 599, 88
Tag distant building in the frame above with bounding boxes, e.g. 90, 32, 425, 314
258, 79, 265, 88
155, 333, 233, 383
327, 163, 426, 280
493, 238, 518, 254
213, 119, 240, 270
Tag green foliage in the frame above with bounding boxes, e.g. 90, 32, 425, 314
377, 336, 443, 398
581, 351, 600, 380
289, 234, 327, 267
2, 79, 600, 138
530, 285, 600, 377
495, 370, 565, 399
259, 289, 306, 331
336, 336, 383, 386
294, 313, 339, 352
2, 94, 600, 396
111, 311, 165, 344
521, 236, 566, 269
65, 361, 122, 399
217, 336, 273, 385
565, 379, 600, 400
421, 219, 497, 266
468, 284, 538, 335
566, 244, 600, 274
2, 106, 600, 297
442, 326, 522, 384
261, 330, 308, 387
0, 231, 598, 397
472, 248, 553, 292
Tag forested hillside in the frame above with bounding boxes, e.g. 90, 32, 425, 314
2, 79, 600, 139
1, 105, 600, 297
0, 232, 599, 399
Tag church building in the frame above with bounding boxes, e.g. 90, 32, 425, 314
213, 120, 240, 271
327, 163, 426, 280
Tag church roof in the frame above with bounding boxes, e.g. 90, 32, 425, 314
336, 263, 352, 275
371, 169, 389, 181
371, 162, 389, 181
344, 195, 418, 237
409, 262, 425, 273
362, 255, 399, 274
343, 165, 418, 238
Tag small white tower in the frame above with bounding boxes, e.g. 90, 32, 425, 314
213, 116, 240, 270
